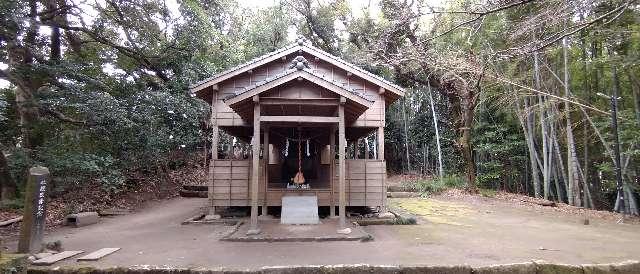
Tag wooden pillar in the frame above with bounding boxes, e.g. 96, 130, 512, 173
208, 89, 219, 217
378, 125, 386, 211
210, 92, 219, 161
338, 97, 346, 229
262, 125, 269, 216
329, 126, 336, 218
355, 139, 360, 159
377, 127, 385, 161
248, 96, 261, 234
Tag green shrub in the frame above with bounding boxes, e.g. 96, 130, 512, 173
406, 175, 466, 196
479, 188, 497, 198
0, 198, 23, 210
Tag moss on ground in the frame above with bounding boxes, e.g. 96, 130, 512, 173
0, 253, 27, 273
389, 198, 472, 226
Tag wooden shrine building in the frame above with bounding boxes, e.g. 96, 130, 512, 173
190, 37, 405, 233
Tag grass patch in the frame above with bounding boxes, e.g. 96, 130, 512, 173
402, 175, 465, 197
479, 188, 497, 198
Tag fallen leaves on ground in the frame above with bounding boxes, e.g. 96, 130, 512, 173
438, 188, 639, 224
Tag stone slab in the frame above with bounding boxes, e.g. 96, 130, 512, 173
32, 250, 83, 265
280, 195, 319, 225
77, 248, 120, 261
223, 219, 371, 242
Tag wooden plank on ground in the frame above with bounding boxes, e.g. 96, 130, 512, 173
0, 216, 22, 226
77, 248, 120, 261
32, 251, 84, 265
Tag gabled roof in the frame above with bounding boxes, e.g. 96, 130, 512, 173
189, 39, 405, 98
224, 68, 374, 108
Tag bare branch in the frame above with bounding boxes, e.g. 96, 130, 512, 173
40, 106, 89, 126
422, 0, 536, 42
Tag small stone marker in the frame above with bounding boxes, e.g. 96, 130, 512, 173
77, 248, 120, 261
18, 166, 50, 253
64, 212, 99, 227
32, 250, 84, 266
281, 195, 319, 225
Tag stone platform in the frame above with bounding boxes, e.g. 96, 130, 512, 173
221, 218, 371, 242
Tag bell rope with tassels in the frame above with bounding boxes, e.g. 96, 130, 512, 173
293, 128, 306, 184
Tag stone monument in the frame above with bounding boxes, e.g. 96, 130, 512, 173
18, 166, 50, 253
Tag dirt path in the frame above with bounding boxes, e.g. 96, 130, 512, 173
4, 195, 640, 269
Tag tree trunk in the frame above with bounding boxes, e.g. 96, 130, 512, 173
524, 97, 541, 198
402, 97, 411, 173
580, 25, 591, 208
428, 84, 444, 178
0, 152, 17, 201
553, 123, 569, 203
534, 52, 551, 200
627, 71, 640, 127
8, 0, 43, 150
562, 37, 582, 207
461, 104, 477, 192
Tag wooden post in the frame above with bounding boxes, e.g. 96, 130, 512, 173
262, 125, 269, 216
377, 127, 385, 161
248, 96, 261, 234
338, 97, 346, 229
18, 166, 50, 253
208, 89, 219, 217
329, 126, 336, 218
378, 126, 386, 211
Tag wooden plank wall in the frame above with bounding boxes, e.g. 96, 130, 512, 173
214, 52, 385, 128
210, 159, 266, 207
211, 159, 386, 207
334, 160, 386, 207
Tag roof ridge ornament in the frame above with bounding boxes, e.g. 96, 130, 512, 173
289, 55, 310, 71
296, 35, 307, 46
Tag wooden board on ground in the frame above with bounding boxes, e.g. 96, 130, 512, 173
0, 216, 22, 227
32, 250, 84, 265
77, 248, 120, 261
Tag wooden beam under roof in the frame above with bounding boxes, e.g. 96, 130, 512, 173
259, 97, 339, 106
260, 116, 339, 123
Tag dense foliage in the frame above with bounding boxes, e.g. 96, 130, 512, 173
1, 0, 638, 215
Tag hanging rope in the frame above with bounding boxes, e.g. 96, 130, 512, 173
293, 128, 306, 184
